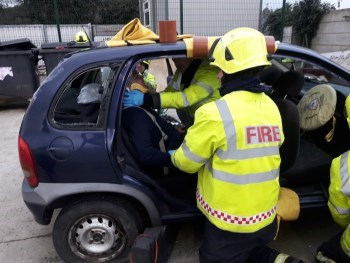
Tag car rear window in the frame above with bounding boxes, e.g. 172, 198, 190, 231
51, 66, 112, 127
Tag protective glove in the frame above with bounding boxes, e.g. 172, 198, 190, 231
168, 150, 175, 155
123, 89, 144, 107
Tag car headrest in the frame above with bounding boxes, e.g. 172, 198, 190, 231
297, 84, 337, 131
259, 66, 282, 85
272, 71, 304, 98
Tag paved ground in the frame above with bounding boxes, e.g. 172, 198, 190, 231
0, 106, 343, 263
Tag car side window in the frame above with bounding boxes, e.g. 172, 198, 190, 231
51, 66, 112, 127
273, 56, 350, 96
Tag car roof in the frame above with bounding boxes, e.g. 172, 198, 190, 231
64, 41, 188, 65
60, 40, 350, 82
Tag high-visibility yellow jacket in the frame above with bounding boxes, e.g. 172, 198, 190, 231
161, 60, 221, 126
328, 151, 350, 257
171, 91, 284, 233
143, 71, 157, 91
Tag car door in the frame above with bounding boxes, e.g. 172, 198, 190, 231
46, 64, 121, 184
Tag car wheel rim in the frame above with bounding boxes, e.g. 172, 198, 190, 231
68, 214, 127, 262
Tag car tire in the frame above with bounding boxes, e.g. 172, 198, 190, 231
52, 197, 142, 263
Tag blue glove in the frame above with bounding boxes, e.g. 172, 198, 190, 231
123, 90, 144, 107
168, 150, 175, 155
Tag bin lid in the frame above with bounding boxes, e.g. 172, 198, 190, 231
0, 38, 37, 51
41, 41, 97, 49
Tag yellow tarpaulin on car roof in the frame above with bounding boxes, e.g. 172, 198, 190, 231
105, 18, 193, 47
105, 18, 159, 47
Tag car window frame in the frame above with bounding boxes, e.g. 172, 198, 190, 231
271, 54, 350, 96
48, 61, 123, 130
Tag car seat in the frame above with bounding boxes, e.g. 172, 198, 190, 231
114, 115, 196, 209
298, 85, 350, 157
283, 84, 345, 185
269, 70, 304, 173
259, 66, 283, 86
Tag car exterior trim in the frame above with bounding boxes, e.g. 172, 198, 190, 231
22, 181, 161, 225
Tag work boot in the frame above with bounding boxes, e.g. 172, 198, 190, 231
249, 247, 304, 263
275, 253, 304, 263
315, 251, 336, 263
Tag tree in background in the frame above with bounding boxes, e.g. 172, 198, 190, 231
292, 0, 334, 47
263, 0, 334, 48
0, 0, 139, 24
261, 3, 293, 39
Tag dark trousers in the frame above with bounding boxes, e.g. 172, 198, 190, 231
199, 217, 281, 263
318, 232, 349, 262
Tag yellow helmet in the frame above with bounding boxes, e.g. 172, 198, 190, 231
209, 27, 271, 74
75, 31, 88, 43
345, 95, 350, 127
141, 60, 150, 69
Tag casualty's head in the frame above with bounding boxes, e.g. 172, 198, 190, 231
128, 70, 149, 94
209, 27, 272, 81
136, 60, 150, 73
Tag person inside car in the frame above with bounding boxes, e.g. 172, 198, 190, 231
135, 60, 157, 92
169, 27, 303, 263
123, 57, 221, 127
122, 70, 185, 179
315, 95, 350, 263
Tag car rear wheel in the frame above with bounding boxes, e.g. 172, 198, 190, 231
52, 198, 142, 262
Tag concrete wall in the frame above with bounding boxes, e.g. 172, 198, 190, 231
312, 8, 350, 53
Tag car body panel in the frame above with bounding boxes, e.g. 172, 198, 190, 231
22, 179, 162, 225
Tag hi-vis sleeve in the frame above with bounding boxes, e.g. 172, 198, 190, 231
171, 103, 223, 173
144, 72, 157, 91
160, 63, 220, 109
328, 152, 350, 229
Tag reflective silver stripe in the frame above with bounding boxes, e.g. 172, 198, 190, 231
206, 162, 279, 185
340, 151, 350, 196
181, 92, 190, 107
334, 205, 350, 215
169, 71, 182, 91
215, 99, 280, 160
274, 254, 290, 263
194, 81, 214, 94
181, 140, 207, 164
219, 145, 280, 160
180, 81, 213, 108
329, 201, 350, 215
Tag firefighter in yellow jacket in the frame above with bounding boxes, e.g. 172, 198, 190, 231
315, 96, 350, 263
170, 28, 303, 263
135, 60, 157, 91
124, 58, 221, 127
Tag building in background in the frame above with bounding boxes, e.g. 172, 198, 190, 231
139, 0, 262, 36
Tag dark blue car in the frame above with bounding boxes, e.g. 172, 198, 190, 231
19, 40, 350, 262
